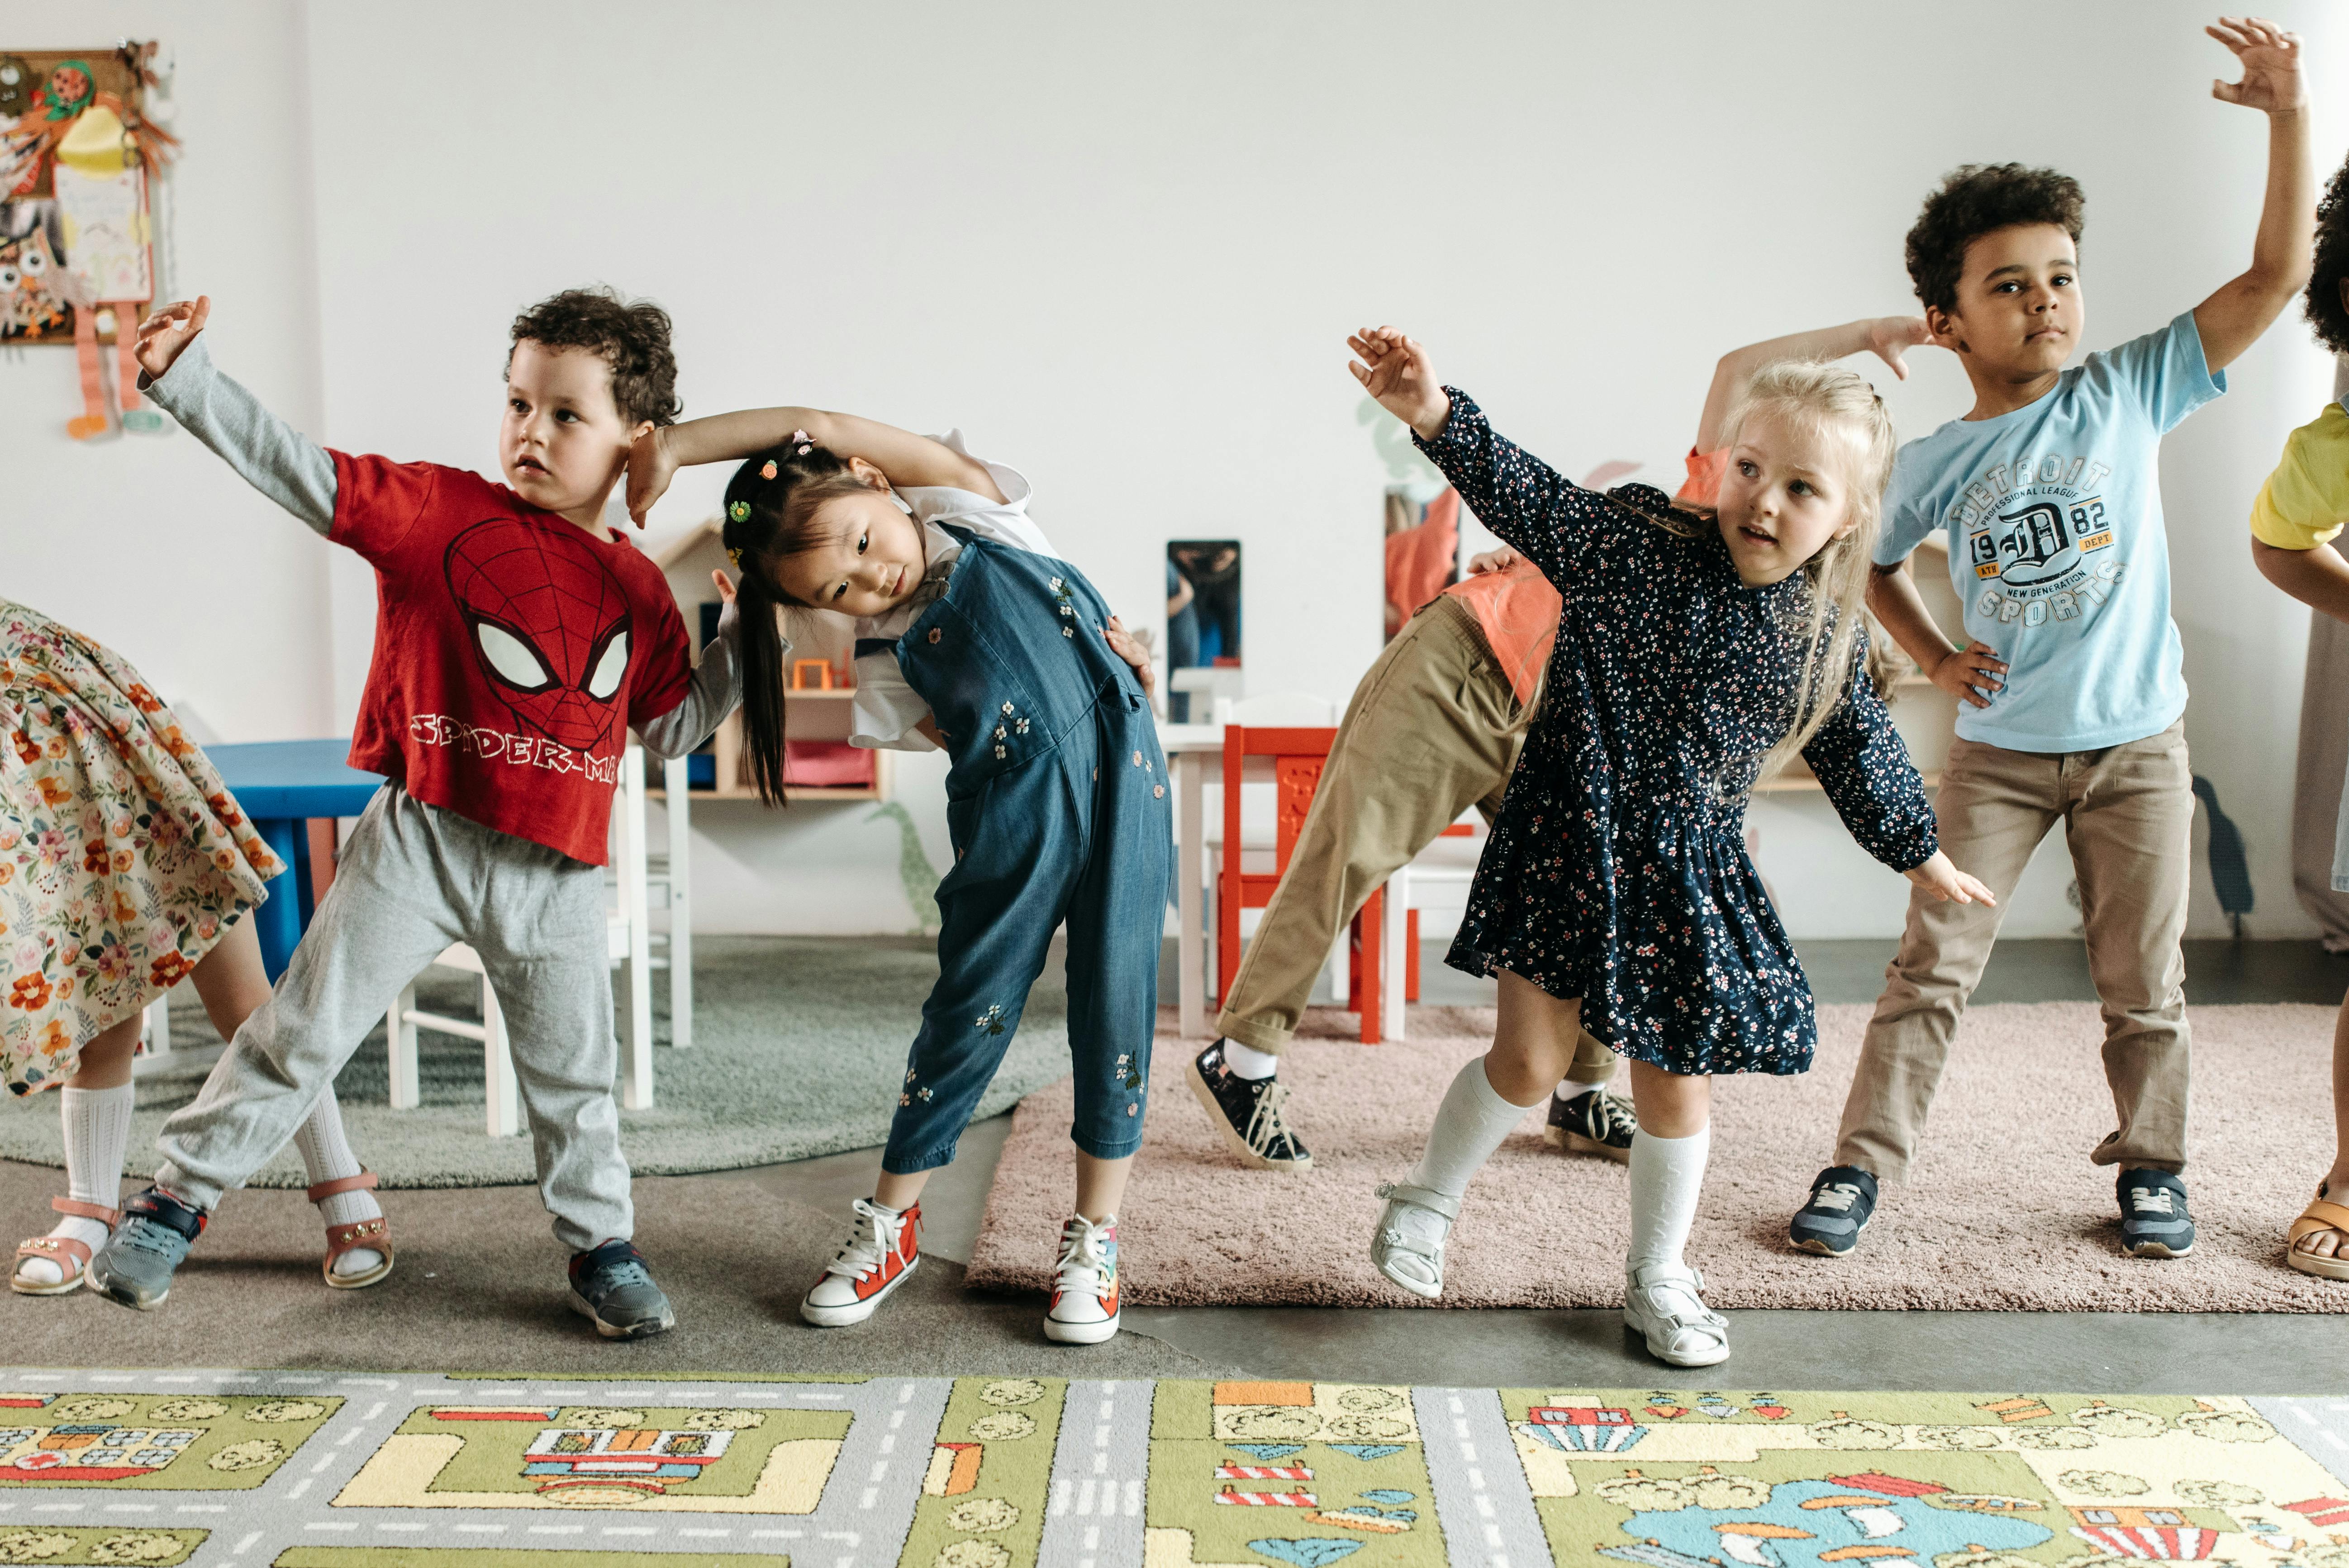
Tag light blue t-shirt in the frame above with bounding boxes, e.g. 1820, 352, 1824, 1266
1875, 310, 2223, 753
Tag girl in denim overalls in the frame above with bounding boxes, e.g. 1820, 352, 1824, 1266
630, 405, 1172, 1344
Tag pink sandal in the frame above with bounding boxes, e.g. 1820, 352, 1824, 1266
308, 1172, 393, 1290
11, 1197, 119, 1297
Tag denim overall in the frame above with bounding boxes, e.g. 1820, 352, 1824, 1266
881, 530, 1174, 1173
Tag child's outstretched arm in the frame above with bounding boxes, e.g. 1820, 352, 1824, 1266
628, 407, 1004, 525
2192, 15, 2313, 373
134, 297, 337, 535
1694, 317, 1931, 452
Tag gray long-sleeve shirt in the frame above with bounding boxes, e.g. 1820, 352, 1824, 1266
143, 338, 746, 761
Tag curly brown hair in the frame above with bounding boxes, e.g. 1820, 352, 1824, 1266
1904, 164, 2085, 316
2304, 152, 2349, 353
508, 286, 681, 428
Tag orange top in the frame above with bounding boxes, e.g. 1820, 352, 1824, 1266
1677, 446, 1728, 508
1442, 559, 1560, 704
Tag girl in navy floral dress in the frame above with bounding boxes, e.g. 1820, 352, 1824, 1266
1349, 326, 1993, 1366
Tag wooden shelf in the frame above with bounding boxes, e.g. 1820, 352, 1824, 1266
1755, 771, 1941, 794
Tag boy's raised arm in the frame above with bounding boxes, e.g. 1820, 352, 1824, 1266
135, 297, 337, 535
2191, 16, 2313, 373
630, 407, 1004, 524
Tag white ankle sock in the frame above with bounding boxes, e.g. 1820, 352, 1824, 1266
1407, 1056, 1543, 1198
17, 1084, 133, 1286
1627, 1125, 1712, 1272
294, 1091, 383, 1278
1222, 1039, 1279, 1080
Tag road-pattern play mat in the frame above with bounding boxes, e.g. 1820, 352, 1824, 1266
0, 1373, 2338, 1568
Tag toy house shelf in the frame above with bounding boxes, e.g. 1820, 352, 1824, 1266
641, 519, 893, 806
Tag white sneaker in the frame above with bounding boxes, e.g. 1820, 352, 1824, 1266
799, 1198, 920, 1327
1369, 1182, 1460, 1300
1044, 1214, 1121, 1344
1624, 1261, 1730, 1367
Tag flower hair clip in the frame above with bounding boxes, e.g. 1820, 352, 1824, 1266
790, 428, 813, 456
728, 500, 751, 523
727, 547, 744, 570
760, 460, 778, 480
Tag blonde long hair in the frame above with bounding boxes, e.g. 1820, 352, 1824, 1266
1717, 361, 1898, 781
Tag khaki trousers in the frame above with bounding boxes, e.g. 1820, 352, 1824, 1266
1216, 596, 1615, 1084
1832, 721, 2194, 1181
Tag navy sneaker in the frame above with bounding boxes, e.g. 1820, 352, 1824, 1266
1187, 1040, 1311, 1171
1788, 1165, 1878, 1258
568, 1240, 677, 1339
86, 1188, 207, 1311
2117, 1169, 2195, 1259
1544, 1086, 1636, 1163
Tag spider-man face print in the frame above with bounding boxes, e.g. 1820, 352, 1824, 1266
443, 518, 632, 751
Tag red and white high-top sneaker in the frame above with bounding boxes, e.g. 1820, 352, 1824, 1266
800, 1198, 920, 1326
1044, 1213, 1120, 1344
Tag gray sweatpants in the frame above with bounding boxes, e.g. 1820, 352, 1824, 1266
156, 782, 631, 1251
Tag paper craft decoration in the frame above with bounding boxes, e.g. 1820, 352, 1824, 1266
0, 43, 176, 440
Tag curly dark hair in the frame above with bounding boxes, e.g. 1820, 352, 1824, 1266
507, 286, 681, 428
2305, 154, 2349, 353
1904, 163, 2085, 316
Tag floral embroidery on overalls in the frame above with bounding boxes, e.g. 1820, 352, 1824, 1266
899, 1065, 934, 1107
1114, 1052, 1144, 1091
974, 1003, 1007, 1037
1051, 576, 1078, 637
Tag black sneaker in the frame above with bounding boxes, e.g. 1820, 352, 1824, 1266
86, 1188, 207, 1312
1186, 1040, 1312, 1171
568, 1240, 678, 1339
1788, 1165, 1878, 1257
1543, 1087, 1636, 1163
2117, 1169, 2194, 1259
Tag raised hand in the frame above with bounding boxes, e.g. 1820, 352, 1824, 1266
1466, 546, 1521, 576
1904, 851, 1997, 907
1866, 316, 1934, 380
709, 568, 737, 608
1346, 326, 1450, 440
1102, 615, 1157, 699
133, 295, 209, 381
626, 427, 678, 528
2209, 15, 2304, 115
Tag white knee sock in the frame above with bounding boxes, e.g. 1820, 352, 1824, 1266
294, 1091, 383, 1278
1407, 1057, 1543, 1198
1222, 1040, 1279, 1080
17, 1084, 134, 1285
1627, 1125, 1711, 1273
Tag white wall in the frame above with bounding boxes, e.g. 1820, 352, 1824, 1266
5, 1, 2341, 936
0, 0, 332, 741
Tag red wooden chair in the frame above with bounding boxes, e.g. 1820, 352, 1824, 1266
1215, 725, 1393, 1044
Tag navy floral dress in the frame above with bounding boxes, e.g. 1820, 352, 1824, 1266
1419, 390, 1937, 1076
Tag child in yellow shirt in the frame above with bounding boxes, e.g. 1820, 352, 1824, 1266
2248, 151, 2349, 1281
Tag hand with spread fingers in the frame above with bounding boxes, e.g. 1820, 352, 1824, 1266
1347, 326, 1451, 440
134, 295, 210, 382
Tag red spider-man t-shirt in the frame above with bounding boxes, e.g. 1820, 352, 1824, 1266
329, 453, 693, 866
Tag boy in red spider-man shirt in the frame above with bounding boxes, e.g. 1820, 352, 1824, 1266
86, 288, 741, 1338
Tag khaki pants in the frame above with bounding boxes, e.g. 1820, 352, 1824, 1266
1832, 721, 2194, 1181
1216, 596, 1615, 1085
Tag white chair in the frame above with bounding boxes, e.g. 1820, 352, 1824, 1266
1377, 823, 1485, 1041
386, 744, 676, 1134
645, 753, 693, 1051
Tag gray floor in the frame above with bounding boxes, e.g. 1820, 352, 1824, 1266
6, 938, 2344, 1391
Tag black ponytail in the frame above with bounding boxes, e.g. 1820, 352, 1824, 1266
720, 440, 877, 807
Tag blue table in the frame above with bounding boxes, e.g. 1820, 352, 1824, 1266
206, 740, 385, 981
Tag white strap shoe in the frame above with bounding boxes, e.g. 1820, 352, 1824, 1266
1370, 1182, 1460, 1299
1625, 1261, 1730, 1367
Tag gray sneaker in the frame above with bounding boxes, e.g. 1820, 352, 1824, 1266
568, 1240, 677, 1339
86, 1188, 207, 1312
2117, 1169, 2195, 1259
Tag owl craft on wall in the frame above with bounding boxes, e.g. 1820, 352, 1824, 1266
0, 43, 176, 440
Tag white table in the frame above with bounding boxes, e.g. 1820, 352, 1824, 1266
1159, 722, 1225, 1038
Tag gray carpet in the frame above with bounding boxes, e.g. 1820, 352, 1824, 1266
0, 936, 1072, 1189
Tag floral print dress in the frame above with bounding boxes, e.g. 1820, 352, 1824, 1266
0, 602, 281, 1094
1418, 392, 1938, 1076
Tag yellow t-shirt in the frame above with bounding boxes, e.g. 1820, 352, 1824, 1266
2250, 400, 2349, 550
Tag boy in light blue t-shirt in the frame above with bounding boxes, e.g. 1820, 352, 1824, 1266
1788, 16, 2314, 1264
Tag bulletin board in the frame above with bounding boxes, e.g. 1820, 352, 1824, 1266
0, 43, 173, 346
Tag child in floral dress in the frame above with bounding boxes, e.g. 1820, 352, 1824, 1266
1348, 327, 1992, 1366
1, 601, 390, 1296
